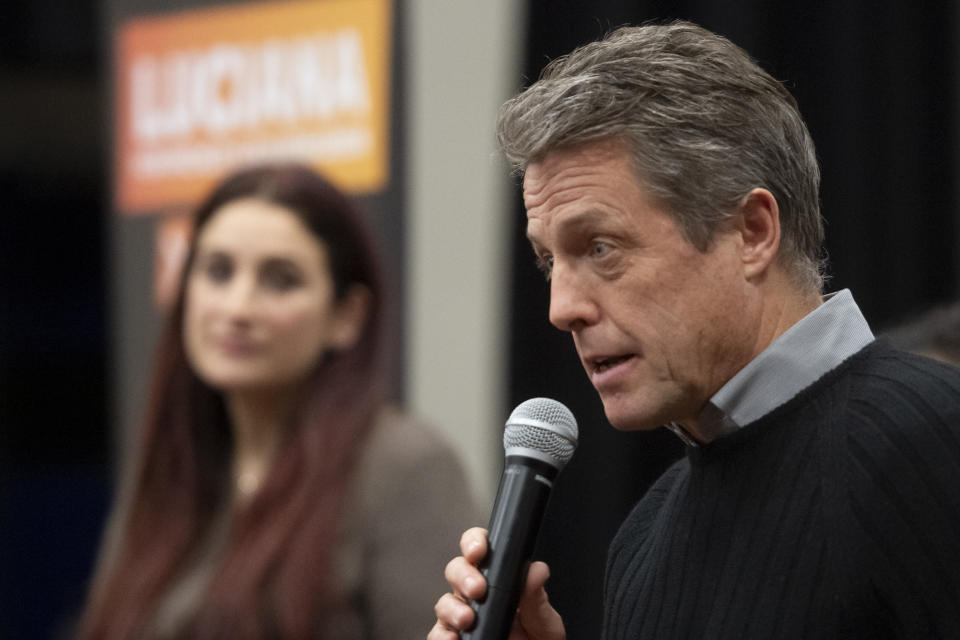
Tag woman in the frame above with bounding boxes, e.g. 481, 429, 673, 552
79, 163, 478, 639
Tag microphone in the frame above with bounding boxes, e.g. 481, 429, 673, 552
464, 398, 578, 640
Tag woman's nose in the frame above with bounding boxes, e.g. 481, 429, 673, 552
220, 273, 257, 319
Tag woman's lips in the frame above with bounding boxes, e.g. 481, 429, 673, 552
218, 336, 259, 356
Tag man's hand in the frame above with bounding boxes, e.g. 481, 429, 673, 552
428, 527, 566, 640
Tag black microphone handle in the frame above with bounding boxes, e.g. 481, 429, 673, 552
463, 456, 558, 640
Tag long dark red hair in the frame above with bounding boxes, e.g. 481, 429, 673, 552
79, 163, 388, 638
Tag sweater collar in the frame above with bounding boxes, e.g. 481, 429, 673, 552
670, 289, 875, 446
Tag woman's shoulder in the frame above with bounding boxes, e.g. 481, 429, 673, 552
348, 405, 476, 514
336, 406, 481, 638
361, 405, 461, 468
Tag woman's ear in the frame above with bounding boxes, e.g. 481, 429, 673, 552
737, 188, 781, 279
328, 284, 372, 351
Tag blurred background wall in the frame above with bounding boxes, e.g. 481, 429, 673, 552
2, 1, 958, 638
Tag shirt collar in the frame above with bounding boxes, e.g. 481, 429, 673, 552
674, 289, 875, 444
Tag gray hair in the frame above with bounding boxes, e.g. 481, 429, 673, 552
497, 20, 825, 292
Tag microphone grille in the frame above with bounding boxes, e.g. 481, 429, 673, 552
503, 398, 578, 470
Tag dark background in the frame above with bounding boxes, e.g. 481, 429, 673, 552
1, 1, 112, 638
1, 1, 957, 638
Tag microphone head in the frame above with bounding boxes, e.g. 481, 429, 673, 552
503, 398, 578, 470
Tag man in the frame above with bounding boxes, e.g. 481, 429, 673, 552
430, 20, 960, 639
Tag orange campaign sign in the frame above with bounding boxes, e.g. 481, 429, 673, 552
114, 0, 392, 215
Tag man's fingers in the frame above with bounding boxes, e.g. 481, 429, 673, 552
459, 526, 489, 562
514, 562, 566, 640
444, 555, 487, 601
427, 619, 460, 640
524, 561, 551, 594
431, 592, 476, 634
430, 527, 493, 639
446, 526, 488, 601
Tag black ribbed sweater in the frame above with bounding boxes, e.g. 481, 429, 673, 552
602, 341, 960, 639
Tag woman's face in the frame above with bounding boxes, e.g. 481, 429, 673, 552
183, 197, 365, 394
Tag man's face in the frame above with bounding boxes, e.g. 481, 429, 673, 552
524, 141, 758, 432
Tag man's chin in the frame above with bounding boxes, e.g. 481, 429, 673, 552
602, 406, 662, 432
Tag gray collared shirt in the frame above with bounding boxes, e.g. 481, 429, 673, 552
668, 289, 875, 446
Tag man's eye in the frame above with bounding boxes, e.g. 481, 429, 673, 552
592, 241, 612, 258
535, 254, 554, 281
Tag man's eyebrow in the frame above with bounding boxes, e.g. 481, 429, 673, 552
526, 209, 608, 244
558, 209, 606, 232
524, 230, 545, 259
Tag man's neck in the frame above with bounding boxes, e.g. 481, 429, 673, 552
684, 279, 823, 444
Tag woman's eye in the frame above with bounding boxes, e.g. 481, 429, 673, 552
203, 257, 233, 283
261, 267, 302, 291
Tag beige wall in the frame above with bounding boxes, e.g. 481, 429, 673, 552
405, 1, 523, 508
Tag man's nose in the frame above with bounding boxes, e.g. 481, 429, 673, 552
548, 263, 598, 332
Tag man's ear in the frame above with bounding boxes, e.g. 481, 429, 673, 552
737, 188, 781, 279
328, 284, 372, 351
